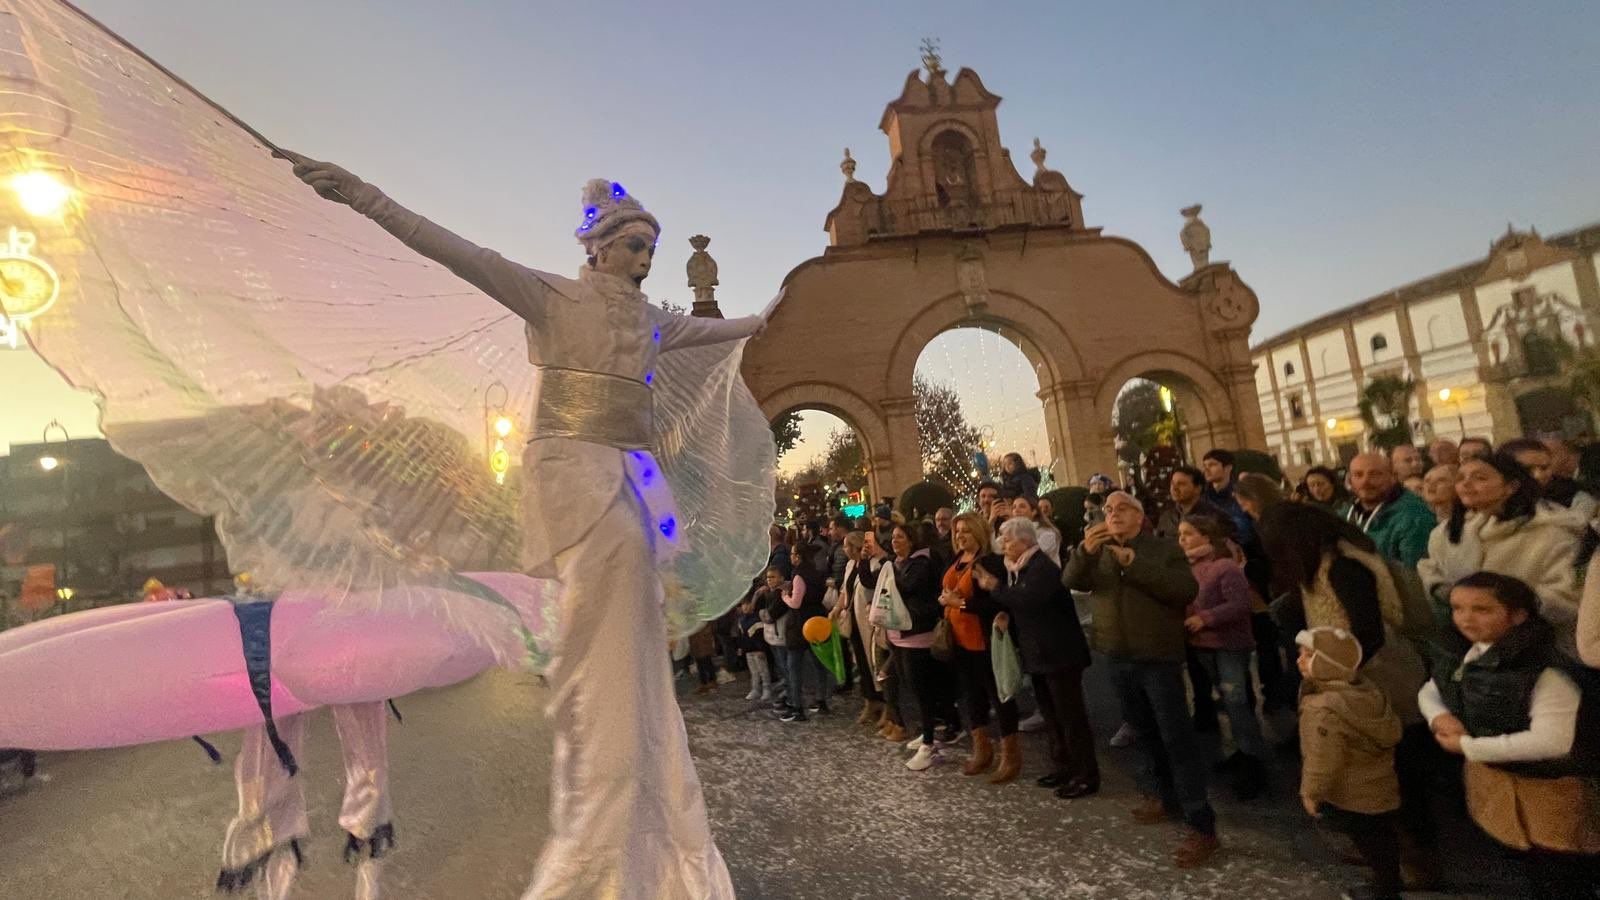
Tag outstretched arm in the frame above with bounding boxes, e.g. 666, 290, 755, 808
284, 152, 550, 322
656, 310, 764, 352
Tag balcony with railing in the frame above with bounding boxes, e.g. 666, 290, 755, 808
861, 189, 1076, 239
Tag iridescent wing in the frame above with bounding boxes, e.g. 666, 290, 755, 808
1, 1, 773, 662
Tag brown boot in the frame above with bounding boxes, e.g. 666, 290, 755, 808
1174, 828, 1219, 868
962, 729, 994, 776
856, 700, 874, 725
1130, 796, 1171, 825
861, 700, 885, 727
874, 703, 891, 731
988, 734, 1022, 784
881, 722, 909, 743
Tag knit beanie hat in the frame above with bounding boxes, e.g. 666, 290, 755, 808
1295, 626, 1363, 683
575, 179, 661, 255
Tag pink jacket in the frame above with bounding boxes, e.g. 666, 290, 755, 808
1186, 554, 1255, 651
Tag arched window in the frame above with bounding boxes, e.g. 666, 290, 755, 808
930, 130, 978, 209
1370, 333, 1389, 355
1284, 361, 1295, 377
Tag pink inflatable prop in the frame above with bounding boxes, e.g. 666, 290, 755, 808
0, 573, 553, 750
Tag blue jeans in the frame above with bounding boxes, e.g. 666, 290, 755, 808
784, 644, 831, 710
769, 645, 790, 695
1108, 658, 1216, 835
1193, 647, 1268, 759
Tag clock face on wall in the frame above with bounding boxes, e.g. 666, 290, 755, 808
0, 226, 61, 334
0, 254, 58, 319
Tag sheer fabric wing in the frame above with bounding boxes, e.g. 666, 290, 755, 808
653, 340, 777, 638
0, 2, 771, 659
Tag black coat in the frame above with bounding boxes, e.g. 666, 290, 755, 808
857, 551, 942, 636
990, 550, 1091, 674
741, 542, 796, 608
1001, 468, 1039, 500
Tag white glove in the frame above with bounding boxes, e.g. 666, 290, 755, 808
279, 149, 364, 205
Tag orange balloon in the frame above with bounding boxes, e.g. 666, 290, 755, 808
802, 615, 833, 644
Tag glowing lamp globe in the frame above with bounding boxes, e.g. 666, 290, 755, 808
493, 416, 513, 438
10, 171, 72, 217
801, 615, 833, 644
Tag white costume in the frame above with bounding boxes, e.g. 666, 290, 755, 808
2, 8, 775, 895
348, 179, 759, 898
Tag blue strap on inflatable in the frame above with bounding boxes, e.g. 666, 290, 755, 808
231, 599, 298, 776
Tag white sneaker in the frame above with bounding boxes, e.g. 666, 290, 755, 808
760, 689, 773, 702
1110, 722, 1138, 748
717, 669, 737, 685
905, 744, 940, 771
745, 687, 760, 700
905, 735, 926, 751
1018, 711, 1046, 733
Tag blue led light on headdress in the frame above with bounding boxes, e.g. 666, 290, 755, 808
575, 178, 661, 250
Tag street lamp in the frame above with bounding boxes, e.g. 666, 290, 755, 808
1325, 417, 1338, 432
10, 171, 72, 218
38, 419, 67, 472
1437, 388, 1465, 439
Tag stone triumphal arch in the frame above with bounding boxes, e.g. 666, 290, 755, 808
742, 58, 1267, 500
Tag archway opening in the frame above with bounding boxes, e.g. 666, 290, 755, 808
772, 408, 871, 525
1111, 374, 1214, 509
914, 325, 1053, 508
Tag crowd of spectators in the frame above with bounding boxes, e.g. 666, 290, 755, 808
692, 435, 1599, 899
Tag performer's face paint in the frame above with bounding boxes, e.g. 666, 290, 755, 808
595, 233, 656, 285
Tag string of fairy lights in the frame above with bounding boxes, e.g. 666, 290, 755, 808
916, 325, 1057, 504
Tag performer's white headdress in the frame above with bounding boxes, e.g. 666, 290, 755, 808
575, 179, 660, 255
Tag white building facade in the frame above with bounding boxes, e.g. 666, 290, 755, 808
1253, 223, 1600, 469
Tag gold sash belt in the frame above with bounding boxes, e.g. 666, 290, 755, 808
529, 365, 653, 450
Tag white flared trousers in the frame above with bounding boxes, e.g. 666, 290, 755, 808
222, 702, 391, 900
523, 487, 734, 899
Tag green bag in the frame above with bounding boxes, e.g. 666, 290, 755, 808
990, 624, 1022, 703
810, 628, 846, 684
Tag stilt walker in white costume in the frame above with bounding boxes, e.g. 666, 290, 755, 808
0, 8, 770, 895
285, 154, 761, 898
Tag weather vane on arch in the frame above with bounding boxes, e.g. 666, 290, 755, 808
920, 37, 944, 77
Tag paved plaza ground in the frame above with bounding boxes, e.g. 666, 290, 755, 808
1, 660, 1505, 899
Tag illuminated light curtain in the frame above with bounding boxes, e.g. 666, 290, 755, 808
0, 1, 774, 662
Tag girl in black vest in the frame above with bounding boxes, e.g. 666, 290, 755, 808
1418, 572, 1598, 899
776, 545, 831, 722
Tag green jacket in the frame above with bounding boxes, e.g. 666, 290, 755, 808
1062, 532, 1198, 664
1347, 488, 1434, 569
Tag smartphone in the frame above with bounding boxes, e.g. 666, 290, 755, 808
1085, 507, 1106, 527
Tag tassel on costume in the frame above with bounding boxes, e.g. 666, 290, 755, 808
343, 823, 396, 864
216, 839, 303, 894
386, 699, 402, 723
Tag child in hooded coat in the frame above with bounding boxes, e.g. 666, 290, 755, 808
1296, 626, 1404, 900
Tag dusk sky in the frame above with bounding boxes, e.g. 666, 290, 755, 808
5, 1, 1598, 456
